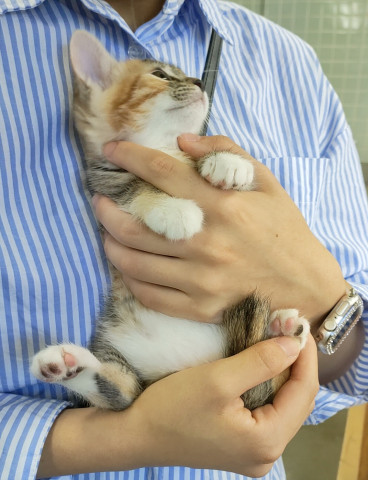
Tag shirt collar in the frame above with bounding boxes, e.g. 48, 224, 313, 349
161, 0, 233, 44
0, 0, 233, 44
0, 0, 43, 13
196, 0, 233, 44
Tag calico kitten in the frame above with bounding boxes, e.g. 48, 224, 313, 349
31, 30, 309, 411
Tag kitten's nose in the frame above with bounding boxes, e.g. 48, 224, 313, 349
189, 77, 205, 91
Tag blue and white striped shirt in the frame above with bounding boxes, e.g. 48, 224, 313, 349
1, 0, 368, 478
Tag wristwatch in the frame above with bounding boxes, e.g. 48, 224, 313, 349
315, 287, 363, 355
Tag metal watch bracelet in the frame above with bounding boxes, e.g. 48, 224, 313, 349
315, 287, 363, 355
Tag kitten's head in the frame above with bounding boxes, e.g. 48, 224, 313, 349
70, 30, 208, 155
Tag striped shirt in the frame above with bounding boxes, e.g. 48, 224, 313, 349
1, 0, 368, 478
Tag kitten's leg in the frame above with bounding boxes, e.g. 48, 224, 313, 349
90, 171, 203, 240
197, 152, 255, 191
222, 296, 309, 410
128, 186, 203, 240
268, 309, 310, 349
31, 344, 141, 409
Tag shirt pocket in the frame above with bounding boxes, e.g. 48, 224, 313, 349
260, 156, 331, 228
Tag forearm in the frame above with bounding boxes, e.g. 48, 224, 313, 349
36, 337, 318, 479
37, 406, 144, 478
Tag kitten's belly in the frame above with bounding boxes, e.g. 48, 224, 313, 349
104, 307, 226, 382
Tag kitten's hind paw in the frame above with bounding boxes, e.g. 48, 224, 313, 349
268, 309, 310, 349
31, 344, 101, 383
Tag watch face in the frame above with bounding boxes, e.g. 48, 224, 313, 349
328, 298, 363, 353
317, 291, 363, 355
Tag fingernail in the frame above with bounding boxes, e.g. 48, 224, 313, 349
103, 142, 118, 158
178, 133, 201, 142
274, 336, 301, 357
91, 194, 101, 208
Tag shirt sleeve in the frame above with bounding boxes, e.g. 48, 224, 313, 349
307, 86, 368, 423
0, 393, 71, 479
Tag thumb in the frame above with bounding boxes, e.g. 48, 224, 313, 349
178, 133, 248, 159
213, 336, 301, 400
177, 134, 277, 192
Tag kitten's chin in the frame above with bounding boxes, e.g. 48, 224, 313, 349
166, 105, 208, 140
130, 118, 206, 149
168, 93, 207, 113
128, 95, 208, 149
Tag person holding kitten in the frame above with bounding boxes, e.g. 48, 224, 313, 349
0, 1, 367, 480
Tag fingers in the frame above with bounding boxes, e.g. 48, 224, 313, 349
103, 234, 190, 291
254, 335, 319, 438
93, 195, 184, 257
103, 136, 279, 204
120, 277, 208, 320
211, 336, 302, 400
273, 335, 319, 420
178, 133, 250, 159
103, 142, 215, 205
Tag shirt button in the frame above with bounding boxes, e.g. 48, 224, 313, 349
128, 44, 147, 59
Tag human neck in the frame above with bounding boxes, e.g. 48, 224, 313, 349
106, 0, 166, 30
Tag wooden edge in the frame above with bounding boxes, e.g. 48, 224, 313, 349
337, 403, 368, 480
358, 403, 368, 480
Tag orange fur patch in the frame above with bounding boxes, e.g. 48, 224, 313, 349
105, 60, 168, 131
99, 362, 140, 401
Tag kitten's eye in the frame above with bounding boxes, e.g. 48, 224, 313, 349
151, 69, 170, 80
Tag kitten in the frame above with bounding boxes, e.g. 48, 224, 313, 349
31, 30, 309, 411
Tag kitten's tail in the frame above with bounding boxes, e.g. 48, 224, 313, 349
222, 293, 289, 410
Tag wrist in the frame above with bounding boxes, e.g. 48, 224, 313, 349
299, 252, 348, 333
127, 395, 180, 469
37, 407, 147, 478
307, 279, 348, 335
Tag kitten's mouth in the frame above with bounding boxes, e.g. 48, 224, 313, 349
168, 95, 206, 112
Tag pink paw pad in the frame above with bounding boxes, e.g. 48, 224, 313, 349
269, 309, 310, 349
40, 362, 62, 379
64, 352, 77, 368
31, 346, 85, 383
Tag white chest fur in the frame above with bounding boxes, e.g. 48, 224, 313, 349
104, 308, 226, 382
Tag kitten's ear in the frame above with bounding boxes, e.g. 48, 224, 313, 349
70, 30, 118, 89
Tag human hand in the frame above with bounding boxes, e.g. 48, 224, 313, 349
95, 135, 347, 328
128, 335, 318, 477
37, 335, 318, 478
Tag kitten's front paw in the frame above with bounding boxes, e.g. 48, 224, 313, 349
144, 197, 203, 240
198, 152, 254, 191
268, 309, 310, 349
31, 344, 100, 383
